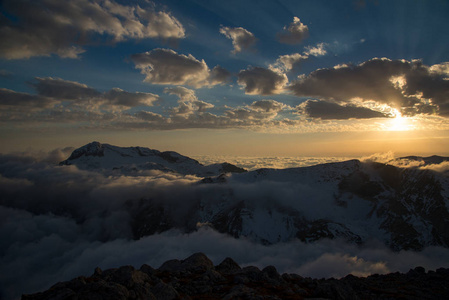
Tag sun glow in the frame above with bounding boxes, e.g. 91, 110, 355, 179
388, 110, 412, 131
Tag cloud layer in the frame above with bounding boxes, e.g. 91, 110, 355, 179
1, 152, 449, 299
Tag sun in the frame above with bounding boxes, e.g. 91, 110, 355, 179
388, 110, 411, 131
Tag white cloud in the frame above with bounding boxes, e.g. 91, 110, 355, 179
304, 43, 327, 57
0, 0, 185, 59
219, 26, 257, 53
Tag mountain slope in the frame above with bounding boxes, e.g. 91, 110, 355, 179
130, 160, 449, 250
60, 141, 246, 177
59, 142, 449, 251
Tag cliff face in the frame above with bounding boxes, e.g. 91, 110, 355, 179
22, 253, 449, 300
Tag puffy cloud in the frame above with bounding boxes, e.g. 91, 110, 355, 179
0, 0, 185, 60
270, 53, 308, 73
277, 17, 309, 45
164, 86, 214, 116
131, 49, 219, 88
238, 67, 288, 95
289, 58, 449, 117
219, 26, 257, 53
210, 65, 232, 85
299, 100, 390, 120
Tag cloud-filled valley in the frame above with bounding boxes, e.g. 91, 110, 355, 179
2, 147, 449, 299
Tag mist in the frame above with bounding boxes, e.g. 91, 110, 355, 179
1, 151, 449, 300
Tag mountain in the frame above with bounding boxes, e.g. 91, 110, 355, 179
60, 143, 449, 251
22, 252, 449, 300
128, 160, 449, 251
60, 141, 246, 177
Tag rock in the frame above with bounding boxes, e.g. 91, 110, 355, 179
150, 282, 179, 300
158, 252, 213, 274
215, 257, 242, 275
22, 254, 449, 300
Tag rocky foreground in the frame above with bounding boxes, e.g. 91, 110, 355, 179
22, 253, 449, 300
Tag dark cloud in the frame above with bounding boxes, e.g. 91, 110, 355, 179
103, 88, 160, 107
300, 100, 389, 120
219, 26, 257, 53
5, 77, 160, 109
32, 77, 101, 100
238, 67, 288, 95
210, 65, 232, 85
289, 58, 449, 116
277, 17, 309, 45
131, 49, 213, 88
0, 88, 55, 108
0, 0, 185, 59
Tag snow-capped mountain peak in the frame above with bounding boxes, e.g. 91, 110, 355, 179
60, 141, 246, 177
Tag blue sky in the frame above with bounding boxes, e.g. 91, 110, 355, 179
1, 0, 449, 156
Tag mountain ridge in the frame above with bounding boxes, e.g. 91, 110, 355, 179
59, 142, 449, 251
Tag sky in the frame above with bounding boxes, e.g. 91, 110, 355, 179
1, 0, 449, 157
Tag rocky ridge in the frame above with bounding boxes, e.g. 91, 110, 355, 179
22, 253, 449, 300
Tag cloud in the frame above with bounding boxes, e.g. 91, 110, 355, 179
210, 65, 232, 85
1, 153, 449, 300
226, 99, 290, 121
0, 88, 56, 109
289, 58, 449, 117
299, 100, 390, 120
219, 26, 257, 53
103, 88, 160, 107
164, 86, 214, 116
238, 67, 288, 95
0, 0, 185, 59
32, 77, 101, 100
0, 0, 185, 60
34, 77, 159, 107
193, 156, 352, 171
277, 17, 309, 45
303, 43, 327, 57
270, 53, 308, 73
131, 48, 220, 88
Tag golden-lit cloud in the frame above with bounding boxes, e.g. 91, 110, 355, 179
277, 17, 309, 44
289, 58, 449, 117
219, 26, 257, 53
131, 49, 229, 88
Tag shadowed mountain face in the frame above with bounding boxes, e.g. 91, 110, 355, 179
22, 252, 449, 300
60, 143, 449, 251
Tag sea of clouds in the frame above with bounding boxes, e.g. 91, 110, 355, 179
1, 150, 449, 299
